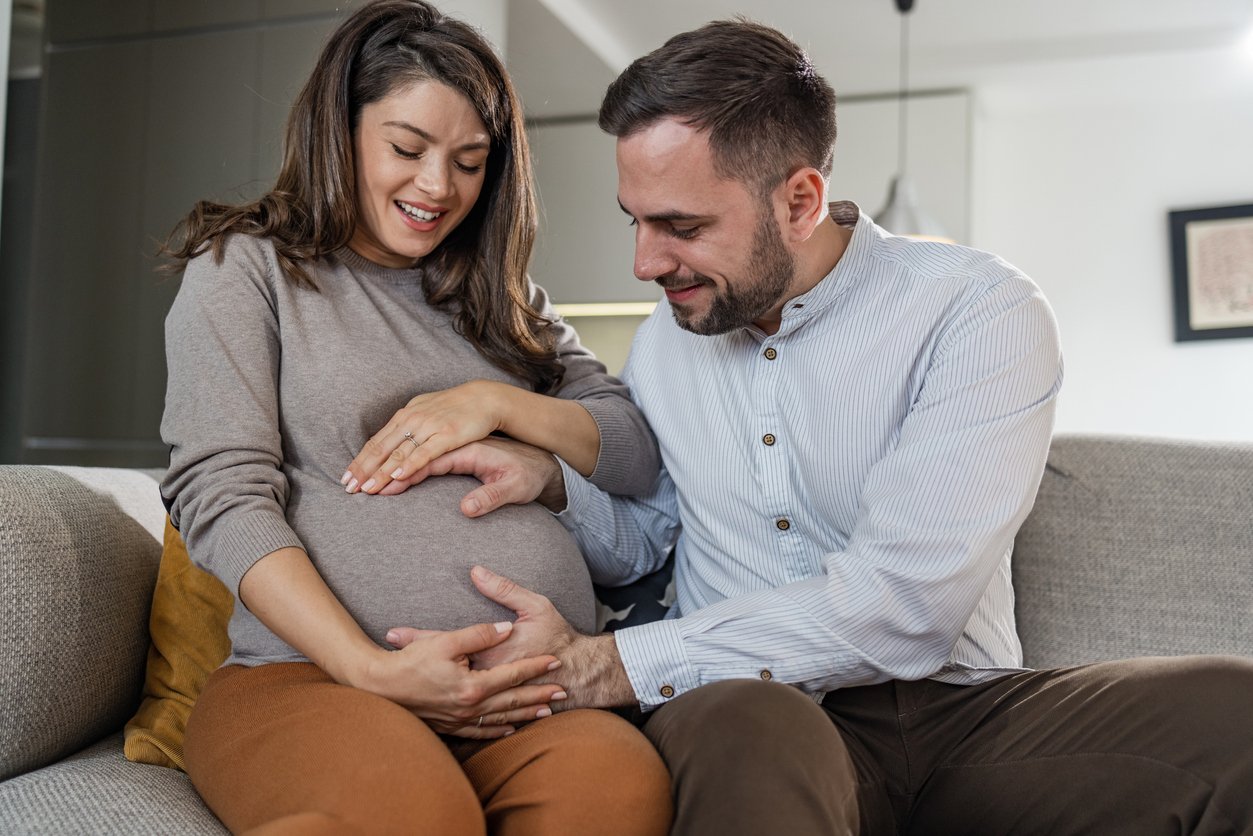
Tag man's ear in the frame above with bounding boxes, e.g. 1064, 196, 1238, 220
779, 167, 827, 242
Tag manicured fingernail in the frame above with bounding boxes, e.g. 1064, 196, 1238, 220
472, 565, 493, 581
385, 630, 399, 644
547, 660, 562, 671
345, 478, 358, 493
494, 621, 512, 634
536, 707, 552, 718
361, 479, 376, 492
391, 468, 403, 479
503, 730, 515, 736
340, 470, 352, 485
552, 691, 568, 701
465, 498, 481, 514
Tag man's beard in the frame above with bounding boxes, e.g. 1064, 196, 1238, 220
661, 211, 795, 336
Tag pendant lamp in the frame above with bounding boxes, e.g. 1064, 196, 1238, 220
874, 0, 952, 241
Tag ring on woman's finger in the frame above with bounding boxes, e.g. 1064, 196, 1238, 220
401, 431, 421, 451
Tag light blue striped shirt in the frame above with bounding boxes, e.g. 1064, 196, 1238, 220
558, 203, 1063, 709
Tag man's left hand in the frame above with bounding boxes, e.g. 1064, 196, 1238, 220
376, 437, 567, 516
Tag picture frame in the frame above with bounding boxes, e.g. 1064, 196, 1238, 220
1168, 202, 1253, 342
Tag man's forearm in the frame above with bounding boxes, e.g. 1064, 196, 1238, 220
562, 634, 636, 709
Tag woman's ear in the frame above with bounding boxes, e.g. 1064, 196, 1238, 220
779, 167, 828, 242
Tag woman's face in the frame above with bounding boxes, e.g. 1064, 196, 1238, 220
350, 80, 491, 268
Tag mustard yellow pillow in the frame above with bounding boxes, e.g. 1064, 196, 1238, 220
123, 518, 233, 770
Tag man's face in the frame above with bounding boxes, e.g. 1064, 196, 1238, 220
616, 119, 797, 335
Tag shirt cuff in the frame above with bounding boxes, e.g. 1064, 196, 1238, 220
553, 456, 611, 530
613, 619, 701, 711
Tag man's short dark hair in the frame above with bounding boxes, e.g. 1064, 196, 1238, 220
598, 18, 836, 195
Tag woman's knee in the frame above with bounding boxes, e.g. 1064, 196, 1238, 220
538, 709, 671, 807
471, 709, 672, 835
187, 663, 486, 836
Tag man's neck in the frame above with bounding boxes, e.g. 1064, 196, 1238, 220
796, 214, 854, 295
754, 216, 854, 334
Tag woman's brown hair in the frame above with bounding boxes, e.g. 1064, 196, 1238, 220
163, 0, 562, 390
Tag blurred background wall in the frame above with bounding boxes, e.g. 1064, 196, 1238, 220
2, 0, 1250, 466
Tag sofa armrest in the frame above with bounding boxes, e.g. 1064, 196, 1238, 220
0, 466, 163, 780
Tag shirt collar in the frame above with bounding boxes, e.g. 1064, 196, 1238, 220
761, 201, 880, 336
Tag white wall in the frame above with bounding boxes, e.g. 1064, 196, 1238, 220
971, 45, 1253, 441
833, 92, 971, 243
441, 0, 505, 54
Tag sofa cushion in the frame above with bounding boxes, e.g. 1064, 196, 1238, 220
0, 467, 162, 781
1013, 434, 1253, 668
0, 734, 225, 835
124, 520, 233, 771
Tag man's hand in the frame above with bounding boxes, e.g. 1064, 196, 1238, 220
360, 620, 568, 739
387, 566, 636, 710
377, 437, 568, 516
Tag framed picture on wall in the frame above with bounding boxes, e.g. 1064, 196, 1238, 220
1168, 202, 1253, 342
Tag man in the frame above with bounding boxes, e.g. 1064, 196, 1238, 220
391, 18, 1253, 835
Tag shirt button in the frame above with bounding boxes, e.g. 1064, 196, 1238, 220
759, 669, 773, 681
659, 684, 675, 699
763, 347, 778, 360
776, 518, 790, 531
762, 433, 776, 446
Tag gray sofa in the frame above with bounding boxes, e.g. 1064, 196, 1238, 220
2, 435, 1251, 834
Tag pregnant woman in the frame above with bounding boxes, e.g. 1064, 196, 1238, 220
159, 2, 670, 833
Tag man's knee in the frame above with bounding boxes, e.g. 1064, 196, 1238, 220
647, 678, 827, 727
1158, 655, 1253, 707
1099, 655, 1253, 722
641, 680, 859, 835
643, 679, 845, 765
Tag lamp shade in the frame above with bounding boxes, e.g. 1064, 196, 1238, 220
874, 175, 953, 242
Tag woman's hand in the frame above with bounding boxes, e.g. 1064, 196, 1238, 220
342, 379, 600, 496
342, 380, 510, 495
357, 619, 568, 739
387, 567, 637, 712
241, 548, 561, 739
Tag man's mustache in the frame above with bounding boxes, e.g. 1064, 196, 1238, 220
654, 274, 713, 291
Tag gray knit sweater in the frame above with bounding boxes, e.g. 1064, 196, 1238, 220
161, 234, 658, 667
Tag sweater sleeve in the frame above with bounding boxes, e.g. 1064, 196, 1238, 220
529, 281, 660, 496
159, 235, 305, 595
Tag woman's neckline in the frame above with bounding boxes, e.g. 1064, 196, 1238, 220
333, 245, 426, 282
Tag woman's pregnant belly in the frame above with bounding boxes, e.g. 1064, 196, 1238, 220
286, 472, 596, 642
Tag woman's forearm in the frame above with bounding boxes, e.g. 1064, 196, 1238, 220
345, 378, 605, 495
236, 545, 572, 737
492, 383, 601, 476
238, 546, 384, 687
